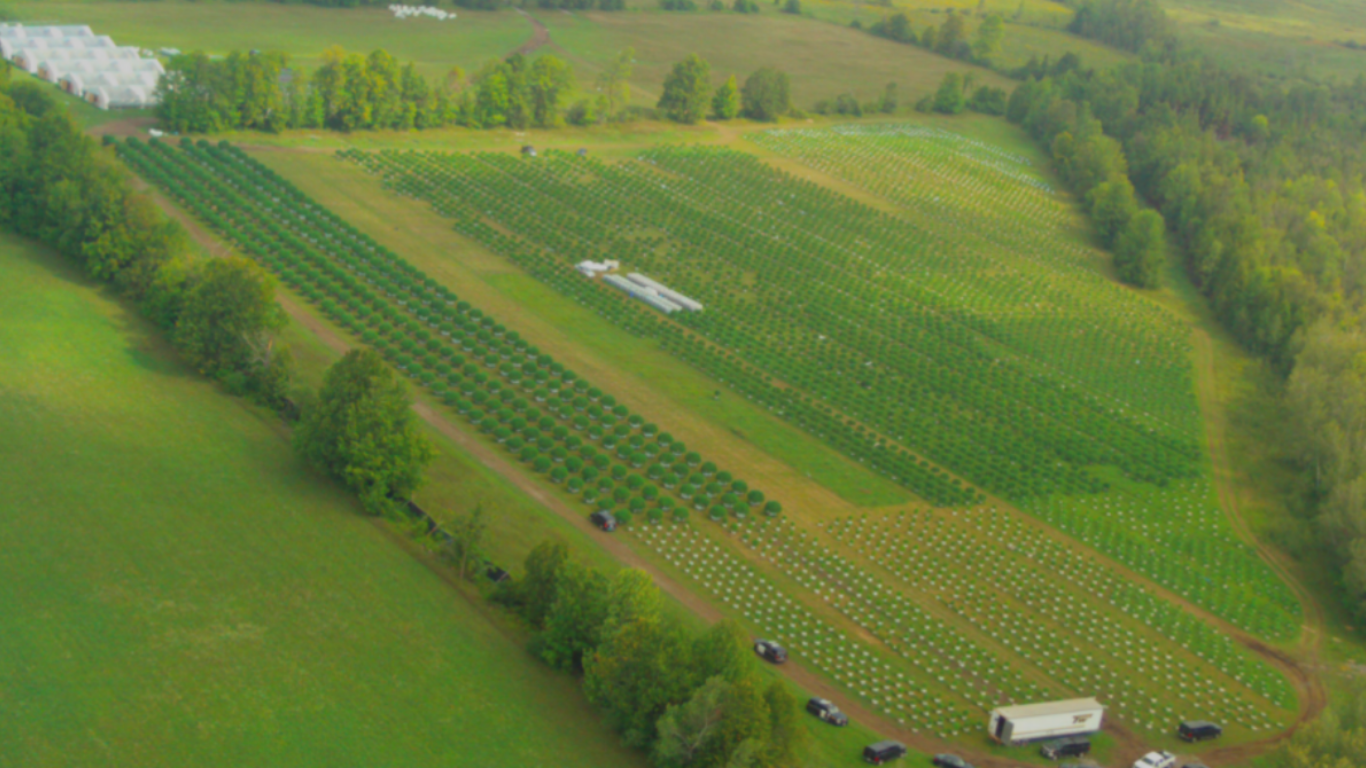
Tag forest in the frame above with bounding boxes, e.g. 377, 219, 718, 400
1007, 0, 1366, 620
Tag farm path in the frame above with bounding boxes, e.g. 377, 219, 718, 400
512, 9, 552, 57
1190, 329, 1328, 765
134, 166, 1045, 768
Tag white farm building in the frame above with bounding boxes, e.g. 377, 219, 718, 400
0, 23, 163, 109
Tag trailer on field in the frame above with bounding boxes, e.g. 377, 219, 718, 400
988, 698, 1104, 745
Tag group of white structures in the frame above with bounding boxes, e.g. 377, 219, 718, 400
575, 261, 704, 315
0, 24, 163, 109
389, 4, 456, 20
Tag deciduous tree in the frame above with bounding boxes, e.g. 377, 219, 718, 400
711, 75, 740, 119
658, 54, 712, 124
294, 348, 433, 511
740, 67, 790, 122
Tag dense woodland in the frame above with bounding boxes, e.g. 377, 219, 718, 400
1009, 0, 1366, 622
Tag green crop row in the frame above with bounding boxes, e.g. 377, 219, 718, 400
117, 137, 784, 533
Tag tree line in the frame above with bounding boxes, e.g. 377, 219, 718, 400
0, 64, 436, 520
865, 10, 1005, 68
1027, 0, 1366, 623
657, 54, 792, 123
495, 538, 808, 768
155, 47, 802, 132
156, 48, 589, 134
0, 74, 293, 406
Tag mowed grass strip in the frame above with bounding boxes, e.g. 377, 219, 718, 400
0, 233, 643, 768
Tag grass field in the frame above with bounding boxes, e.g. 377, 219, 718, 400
9, 0, 1012, 109
0, 232, 649, 768
535, 9, 1013, 106
6, 0, 530, 79
1161, 0, 1366, 82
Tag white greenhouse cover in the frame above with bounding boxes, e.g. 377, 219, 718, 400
1, 23, 162, 108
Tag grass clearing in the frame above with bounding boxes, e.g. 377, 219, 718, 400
0, 232, 644, 768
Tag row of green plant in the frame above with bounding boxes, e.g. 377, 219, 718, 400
632, 521, 980, 736
745, 125, 1200, 439
343, 144, 1200, 505
1015, 0, 1366, 624
114, 134, 1000, 750
742, 126, 1299, 639
116, 137, 786, 540
824, 509, 1295, 715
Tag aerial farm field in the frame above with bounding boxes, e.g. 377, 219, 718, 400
110, 108, 1314, 765
1, 0, 1357, 765
0, 233, 644, 768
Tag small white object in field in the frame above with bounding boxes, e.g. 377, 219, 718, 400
388, 4, 456, 20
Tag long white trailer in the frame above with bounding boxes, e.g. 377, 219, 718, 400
988, 698, 1104, 745
603, 274, 683, 314
626, 273, 703, 312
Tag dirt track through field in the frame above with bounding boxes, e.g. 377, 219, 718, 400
1190, 330, 1327, 766
512, 10, 551, 57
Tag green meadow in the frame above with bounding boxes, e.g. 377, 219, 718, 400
0, 232, 644, 768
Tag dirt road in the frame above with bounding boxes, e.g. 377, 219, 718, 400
1190, 330, 1326, 765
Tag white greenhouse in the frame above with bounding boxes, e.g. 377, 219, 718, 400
0, 23, 163, 109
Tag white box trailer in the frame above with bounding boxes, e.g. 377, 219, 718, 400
988, 698, 1104, 745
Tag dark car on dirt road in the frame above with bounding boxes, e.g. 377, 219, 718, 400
589, 510, 617, 531
862, 740, 907, 764
931, 754, 973, 768
1177, 720, 1223, 742
1040, 737, 1091, 760
805, 697, 848, 726
753, 639, 787, 664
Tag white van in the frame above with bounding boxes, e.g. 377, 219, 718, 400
1133, 751, 1176, 768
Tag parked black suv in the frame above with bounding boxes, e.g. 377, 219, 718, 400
1040, 737, 1091, 760
753, 639, 787, 664
589, 510, 617, 532
805, 697, 848, 726
862, 741, 907, 765
1178, 720, 1223, 742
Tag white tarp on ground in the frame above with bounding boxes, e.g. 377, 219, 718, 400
0, 23, 162, 107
